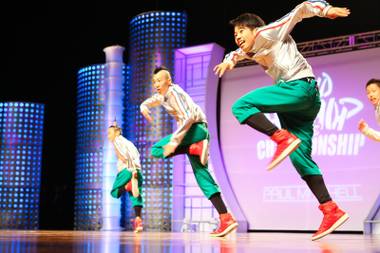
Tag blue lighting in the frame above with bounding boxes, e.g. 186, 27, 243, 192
124, 11, 187, 231
75, 60, 130, 230
0, 102, 44, 229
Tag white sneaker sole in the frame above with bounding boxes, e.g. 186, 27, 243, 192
311, 213, 349, 241
209, 222, 239, 237
267, 138, 301, 171
134, 227, 143, 233
200, 139, 209, 166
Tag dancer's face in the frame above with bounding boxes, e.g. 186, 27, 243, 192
107, 128, 119, 142
152, 70, 171, 95
366, 83, 380, 106
234, 25, 256, 53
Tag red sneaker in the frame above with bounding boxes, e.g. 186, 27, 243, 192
312, 201, 349, 241
125, 181, 132, 192
189, 139, 209, 166
210, 213, 239, 237
124, 172, 139, 197
132, 217, 143, 233
267, 129, 301, 171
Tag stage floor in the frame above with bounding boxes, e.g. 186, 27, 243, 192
0, 230, 379, 253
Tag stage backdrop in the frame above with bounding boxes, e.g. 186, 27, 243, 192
219, 47, 380, 231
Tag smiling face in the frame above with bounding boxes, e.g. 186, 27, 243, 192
366, 83, 380, 106
234, 25, 257, 53
152, 70, 171, 95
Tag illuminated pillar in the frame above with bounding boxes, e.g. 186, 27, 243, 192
75, 46, 128, 231
0, 102, 44, 229
75, 63, 105, 230
101, 45, 125, 230
127, 11, 187, 231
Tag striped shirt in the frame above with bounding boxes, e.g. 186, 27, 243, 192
362, 102, 380, 142
140, 84, 207, 148
113, 135, 141, 172
224, 0, 332, 83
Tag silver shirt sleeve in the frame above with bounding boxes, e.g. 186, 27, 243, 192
223, 1, 332, 82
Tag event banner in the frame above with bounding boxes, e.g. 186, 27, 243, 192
220, 47, 380, 231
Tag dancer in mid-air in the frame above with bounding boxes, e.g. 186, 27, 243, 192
140, 66, 238, 237
108, 122, 144, 233
213, 0, 350, 240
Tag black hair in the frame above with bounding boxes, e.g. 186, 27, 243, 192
366, 78, 380, 88
229, 13, 266, 30
153, 65, 170, 75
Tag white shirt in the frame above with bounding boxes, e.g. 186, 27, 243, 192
113, 135, 141, 172
362, 102, 380, 142
224, 1, 332, 83
140, 84, 207, 148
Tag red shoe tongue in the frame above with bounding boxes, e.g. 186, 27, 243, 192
320, 204, 337, 214
271, 130, 289, 142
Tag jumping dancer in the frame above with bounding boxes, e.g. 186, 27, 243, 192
213, 1, 350, 240
140, 66, 239, 237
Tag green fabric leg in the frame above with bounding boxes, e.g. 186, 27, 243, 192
151, 123, 209, 158
232, 79, 322, 176
187, 154, 221, 199
110, 169, 144, 207
232, 79, 319, 123
151, 123, 220, 199
278, 112, 321, 177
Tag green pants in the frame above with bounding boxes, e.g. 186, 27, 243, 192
152, 123, 220, 199
111, 169, 144, 207
231, 79, 321, 177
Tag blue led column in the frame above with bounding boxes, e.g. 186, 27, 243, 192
128, 11, 187, 231
75, 46, 129, 230
75, 64, 105, 230
101, 45, 125, 230
0, 102, 44, 229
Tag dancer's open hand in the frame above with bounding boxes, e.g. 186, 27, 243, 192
326, 7, 350, 19
358, 119, 368, 132
213, 62, 234, 78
